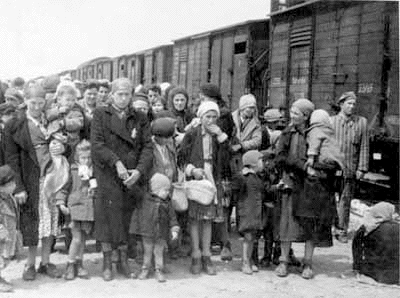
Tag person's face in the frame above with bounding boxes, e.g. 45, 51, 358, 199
201, 110, 218, 127
84, 88, 98, 107
255, 158, 264, 173
290, 106, 307, 126
78, 151, 91, 167
58, 93, 76, 110
132, 100, 149, 114
241, 106, 256, 118
148, 90, 160, 103
152, 101, 164, 114
1, 180, 16, 195
340, 98, 356, 116
112, 88, 132, 110
26, 97, 46, 119
173, 94, 187, 111
156, 186, 170, 199
5, 97, 20, 107
98, 86, 109, 102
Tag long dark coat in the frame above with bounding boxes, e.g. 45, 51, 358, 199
4, 113, 42, 246
353, 222, 399, 285
91, 106, 153, 243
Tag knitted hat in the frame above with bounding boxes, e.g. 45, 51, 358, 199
242, 150, 263, 168
41, 75, 60, 93
0, 103, 16, 116
197, 101, 220, 118
151, 118, 176, 138
310, 109, 331, 127
132, 92, 149, 103
0, 165, 15, 186
239, 94, 257, 110
291, 98, 315, 118
150, 173, 171, 195
200, 83, 222, 100
4, 88, 24, 103
263, 108, 282, 122
337, 91, 356, 105
153, 110, 176, 120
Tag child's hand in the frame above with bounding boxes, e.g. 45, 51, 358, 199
59, 205, 70, 215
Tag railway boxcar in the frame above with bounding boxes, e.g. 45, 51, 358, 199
94, 58, 113, 81
172, 19, 269, 110
76, 57, 111, 81
269, 0, 399, 202
112, 55, 128, 79
268, 0, 398, 122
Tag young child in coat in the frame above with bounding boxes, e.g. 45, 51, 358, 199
0, 165, 17, 292
130, 173, 179, 282
232, 150, 265, 274
305, 109, 345, 173
59, 139, 96, 280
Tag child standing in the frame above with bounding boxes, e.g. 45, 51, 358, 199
232, 150, 265, 274
60, 140, 96, 280
130, 173, 179, 282
0, 165, 17, 292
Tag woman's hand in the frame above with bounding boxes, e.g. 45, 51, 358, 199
49, 141, 65, 156
115, 161, 129, 180
123, 169, 141, 188
192, 168, 205, 180
206, 124, 223, 136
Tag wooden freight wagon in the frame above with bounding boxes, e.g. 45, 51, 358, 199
172, 19, 269, 110
93, 57, 112, 81
268, 0, 399, 123
112, 55, 128, 79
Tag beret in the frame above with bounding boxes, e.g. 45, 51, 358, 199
151, 117, 176, 137
263, 108, 282, 122
337, 91, 356, 105
41, 75, 60, 93
200, 83, 221, 100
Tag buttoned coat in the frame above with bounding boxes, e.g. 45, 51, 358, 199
91, 106, 153, 243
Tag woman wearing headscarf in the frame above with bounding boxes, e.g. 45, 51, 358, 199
274, 98, 337, 279
352, 202, 399, 285
178, 101, 230, 276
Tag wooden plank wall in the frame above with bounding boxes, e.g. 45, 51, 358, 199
269, 22, 290, 108
387, 1, 399, 116
232, 28, 249, 111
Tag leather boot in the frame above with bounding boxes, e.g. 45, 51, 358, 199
75, 259, 89, 279
201, 256, 216, 275
102, 251, 113, 281
117, 248, 131, 278
64, 262, 76, 281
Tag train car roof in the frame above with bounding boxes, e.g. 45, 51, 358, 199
173, 18, 268, 42
77, 56, 111, 68
268, 0, 378, 17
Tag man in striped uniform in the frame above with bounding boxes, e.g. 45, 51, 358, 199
331, 91, 369, 243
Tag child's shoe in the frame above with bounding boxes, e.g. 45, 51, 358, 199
190, 257, 202, 275
37, 262, 62, 278
0, 277, 13, 292
154, 269, 166, 283
259, 257, 271, 268
75, 259, 89, 279
241, 261, 253, 275
64, 262, 76, 280
275, 261, 288, 277
201, 256, 216, 275
251, 263, 259, 272
220, 242, 233, 261
138, 267, 150, 280
22, 264, 36, 281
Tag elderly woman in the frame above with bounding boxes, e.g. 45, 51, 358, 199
178, 101, 230, 275
5, 83, 67, 280
352, 202, 399, 285
274, 98, 336, 279
91, 78, 153, 281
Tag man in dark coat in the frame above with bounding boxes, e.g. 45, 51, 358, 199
91, 78, 153, 281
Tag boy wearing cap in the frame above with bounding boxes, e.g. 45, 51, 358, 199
331, 92, 369, 243
0, 165, 18, 292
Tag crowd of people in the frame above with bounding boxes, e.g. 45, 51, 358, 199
0, 75, 398, 292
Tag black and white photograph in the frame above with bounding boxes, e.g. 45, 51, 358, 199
0, 0, 399, 297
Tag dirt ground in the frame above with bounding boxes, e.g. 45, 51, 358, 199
2, 234, 399, 298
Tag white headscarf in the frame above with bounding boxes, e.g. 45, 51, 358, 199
196, 101, 220, 118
